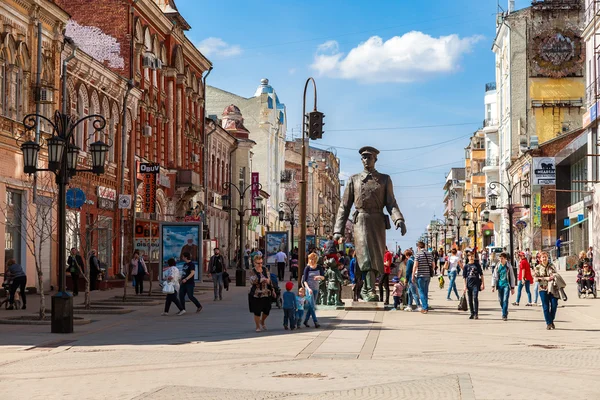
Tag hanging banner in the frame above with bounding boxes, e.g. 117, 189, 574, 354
251, 172, 260, 216
139, 163, 159, 213
533, 193, 542, 228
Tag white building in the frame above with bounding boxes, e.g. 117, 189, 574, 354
482, 82, 501, 246
206, 79, 287, 234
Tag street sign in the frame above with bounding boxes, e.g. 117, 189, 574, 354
66, 188, 86, 208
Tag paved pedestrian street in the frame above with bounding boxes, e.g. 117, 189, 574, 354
0, 270, 599, 400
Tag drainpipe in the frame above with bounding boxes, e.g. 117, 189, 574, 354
228, 139, 238, 264
201, 66, 213, 251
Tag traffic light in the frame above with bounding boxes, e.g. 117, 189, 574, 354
307, 110, 325, 140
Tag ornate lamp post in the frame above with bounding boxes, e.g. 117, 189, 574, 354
461, 201, 489, 258
222, 181, 263, 285
488, 179, 531, 268
19, 111, 111, 333
279, 201, 299, 252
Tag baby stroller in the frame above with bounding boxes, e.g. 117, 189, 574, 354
577, 267, 597, 298
270, 272, 282, 308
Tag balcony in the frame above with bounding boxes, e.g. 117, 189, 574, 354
485, 82, 496, 92
482, 156, 500, 172
176, 170, 202, 192
585, 1, 600, 26
483, 118, 498, 129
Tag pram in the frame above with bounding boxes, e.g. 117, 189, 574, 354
270, 272, 282, 308
577, 267, 597, 298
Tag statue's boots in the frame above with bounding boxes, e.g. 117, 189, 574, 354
361, 270, 379, 302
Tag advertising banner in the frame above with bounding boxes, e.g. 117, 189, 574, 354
306, 235, 316, 252
251, 172, 259, 216
140, 163, 159, 213
533, 193, 542, 228
159, 223, 202, 281
265, 231, 289, 270
134, 221, 159, 262
532, 157, 556, 185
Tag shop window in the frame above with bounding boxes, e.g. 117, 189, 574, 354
4, 189, 23, 265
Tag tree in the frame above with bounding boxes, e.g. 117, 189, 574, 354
0, 174, 58, 319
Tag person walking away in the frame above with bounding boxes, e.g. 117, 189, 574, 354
462, 252, 484, 319
391, 276, 405, 310
282, 281, 297, 330
302, 281, 320, 328
481, 249, 488, 271
380, 246, 393, 305
302, 252, 325, 306
5, 259, 26, 310
209, 247, 225, 301
534, 252, 559, 329
513, 252, 533, 306
67, 248, 85, 296
290, 255, 299, 281
445, 248, 462, 301
248, 255, 274, 332
179, 252, 203, 313
431, 248, 439, 276
161, 258, 185, 316
275, 249, 287, 281
296, 287, 307, 329
413, 241, 433, 314
404, 249, 421, 311
492, 252, 516, 321
130, 250, 148, 295
89, 250, 101, 291
438, 248, 446, 276
587, 246, 594, 264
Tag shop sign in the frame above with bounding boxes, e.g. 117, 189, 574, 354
533, 193, 542, 227
591, 102, 598, 123
251, 172, 259, 216
541, 204, 556, 214
583, 109, 591, 127
532, 157, 556, 185
139, 163, 159, 214
568, 200, 584, 219
97, 186, 116, 210
134, 221, 160, 261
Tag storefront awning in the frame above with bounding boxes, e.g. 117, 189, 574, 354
561, 218, 588, 231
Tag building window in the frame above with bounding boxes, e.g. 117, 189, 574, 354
486, 104, 492, 121
5, 189, 23, 265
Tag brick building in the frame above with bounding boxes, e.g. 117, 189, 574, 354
56, 0, 212, 274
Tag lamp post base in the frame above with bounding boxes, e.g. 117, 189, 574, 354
51, 292, 74, 334
236, 268, 247, 286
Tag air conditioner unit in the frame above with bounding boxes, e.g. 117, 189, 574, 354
191, 153, 200, 163
142, 124, 152, 137
39, 87, 53, 104
142, 53, 154, 69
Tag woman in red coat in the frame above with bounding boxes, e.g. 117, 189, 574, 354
513, 252, 533, 306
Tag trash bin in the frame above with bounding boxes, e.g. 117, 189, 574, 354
236, 269, 246, 286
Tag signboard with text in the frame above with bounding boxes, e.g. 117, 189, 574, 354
532, 157, 556, 185
139, 163, 159, 213
251, 172, 259, 216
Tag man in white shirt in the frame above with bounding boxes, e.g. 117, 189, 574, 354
275, 250, 287, 281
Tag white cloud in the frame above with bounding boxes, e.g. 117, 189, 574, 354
197, 37, 242, 58
310, 31, 483, 83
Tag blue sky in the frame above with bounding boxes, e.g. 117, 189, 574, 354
176, 0, 531, 250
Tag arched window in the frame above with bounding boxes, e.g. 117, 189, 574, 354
76, 86, 89, 148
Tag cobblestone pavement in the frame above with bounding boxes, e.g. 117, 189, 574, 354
0, 270, 599, 399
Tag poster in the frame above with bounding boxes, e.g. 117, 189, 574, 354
160, 223, 202, 281
135, 220, 160, 262
265, 231, 288, 270
318, 236, 328, 250
532, 157, 556, 185
533, 193, 542, 228
306, 235, 316, 252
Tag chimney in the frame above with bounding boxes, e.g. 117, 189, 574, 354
508, 0, 515, 13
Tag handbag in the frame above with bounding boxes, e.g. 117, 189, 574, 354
458, 294, 468, 311
162, 281, 175, 294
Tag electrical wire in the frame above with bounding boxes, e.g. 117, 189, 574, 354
311, 133, 472, 152
326, 122, 479, 133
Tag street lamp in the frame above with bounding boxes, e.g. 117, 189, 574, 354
279, 201, 299, 253
19, 111, 111, 334
488, 179, 530, 269
462, 201, 489, 259
222, 181, 263, 284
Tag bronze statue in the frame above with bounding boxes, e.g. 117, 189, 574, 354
333, 146, 407, 302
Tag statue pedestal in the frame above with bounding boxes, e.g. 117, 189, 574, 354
344, 301, 387, 311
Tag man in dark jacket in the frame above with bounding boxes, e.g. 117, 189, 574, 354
89, 250, 101, 291
67, 248, 85, 296
208, 248, 225, 301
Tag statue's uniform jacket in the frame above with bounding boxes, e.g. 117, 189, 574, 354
334, 170, 404, 275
